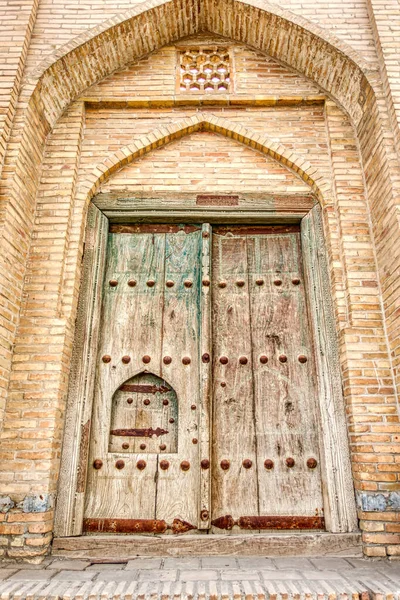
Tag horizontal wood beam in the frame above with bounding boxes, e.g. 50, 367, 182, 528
82, 96, 326, 110
53, 532, 362, 558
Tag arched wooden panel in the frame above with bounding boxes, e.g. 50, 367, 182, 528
109, 372, 178, 454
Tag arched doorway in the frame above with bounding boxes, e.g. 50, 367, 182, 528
55, 191, 358, 553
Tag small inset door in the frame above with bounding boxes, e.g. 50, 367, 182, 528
83, 223, 324, 534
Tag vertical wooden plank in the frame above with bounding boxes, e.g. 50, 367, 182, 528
199, 223, 212, 529
211, 231, 259, 532
247, 232, 324, 518
302, 207, 358, 532
84, 232, 165, 520
55, 204, 108, 537
156, 228, 202, 529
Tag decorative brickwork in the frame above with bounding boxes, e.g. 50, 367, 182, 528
178, 46, 231, 93
0, 0, 400, 561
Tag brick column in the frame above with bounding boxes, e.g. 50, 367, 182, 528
0, 0, 38, 173
0, 0, 39, 428
0, 102, 85, 559
367, 0, 400, 158
326, 101, 400, 556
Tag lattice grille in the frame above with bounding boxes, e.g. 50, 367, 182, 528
178, 46, 231, 93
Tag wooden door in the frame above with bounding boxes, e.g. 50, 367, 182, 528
83, 224, 211, 534
211, 225, 324, 533
83, 222, 324, 535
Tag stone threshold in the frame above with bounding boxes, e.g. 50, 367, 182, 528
52, 532, 362, 559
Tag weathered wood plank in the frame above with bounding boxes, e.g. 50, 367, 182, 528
301, 207, 358, 533
211, 226, 324, 531
199, 223, 212, 529
211, 232, 259, 533
55, 205, 108, 537
93, 192, 316, 213
93, 194, 316, 225
108, 372, 178, 454
247, 231, 324, 517
157, 228, 202, 528
214, 225, 300, 235
109, 224, 201, 234
53, 532, 362, 558
84, 226, 204, 530
84, 232, 165, 520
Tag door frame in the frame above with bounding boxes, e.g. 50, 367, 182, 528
54, 199, 358, 537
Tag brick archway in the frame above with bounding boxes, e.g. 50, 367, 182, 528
28, 0, 374, 126
0, 0, 385, 416
79, 113, 331, 207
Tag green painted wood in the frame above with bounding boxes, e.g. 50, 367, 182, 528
84, 226, 204, 529
55, 204, 109, 537
157, 228, 202, 527
301, 207, 358, 532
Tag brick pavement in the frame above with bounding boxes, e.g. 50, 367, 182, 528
0, 557, 400, 599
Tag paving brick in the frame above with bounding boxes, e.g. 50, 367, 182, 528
47, 560, 91, 571
126, 559, 163, 570
51, 571, 96, 581
8, 570, 54, 581
274, 559, 314, 570
1, 559, 400, 598
346, 559, 381, 570
0, 569, 18, 581
310, 559, 354, 571
202, 558, 237, 569
163, 558, 201, 569
86, 563, 126, 571
179, 570, 219, 581
303, 570, 348, 580
95, 571, 140, 581
221, 570, 260, 581
260, 571, 302, 580
237, 558, 276, 570
138, 570, 177, 582
376, 564, 400, 575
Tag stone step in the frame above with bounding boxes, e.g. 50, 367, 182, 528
0, 578, 396, 600
1, 556, 399, 600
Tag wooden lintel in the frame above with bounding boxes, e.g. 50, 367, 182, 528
213, 225, 300, 235
92, 192, 316, 225
81, 95, 326, 110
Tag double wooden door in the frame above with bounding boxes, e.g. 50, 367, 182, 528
83, 223, 324, 534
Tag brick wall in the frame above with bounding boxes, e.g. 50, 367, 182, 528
98, 130, 311, 195
0, 0, 400, 560
0, 0, 39, 428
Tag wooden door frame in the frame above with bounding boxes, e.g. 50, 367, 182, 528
54, 199, 358, 537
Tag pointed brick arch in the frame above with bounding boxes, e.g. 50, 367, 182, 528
0, 0, 380, 394
30, 0, 372, 86
79, 113, 330, 206
27, 0, 374, 131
